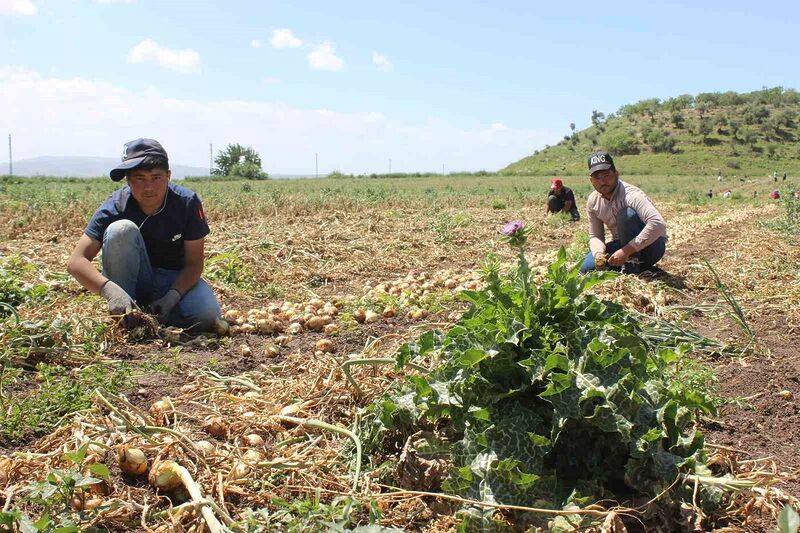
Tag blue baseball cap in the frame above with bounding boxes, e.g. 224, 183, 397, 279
110, 138, 169, 181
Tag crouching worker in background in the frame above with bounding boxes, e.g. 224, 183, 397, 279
579, 151, 667, 274
546, 177, 580, 221
67, 138, 221, 331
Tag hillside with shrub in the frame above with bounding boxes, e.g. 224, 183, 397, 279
502, 87, 800, 176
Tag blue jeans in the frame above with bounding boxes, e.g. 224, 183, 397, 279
102, 220, 221, 331
580, 208, 666, 273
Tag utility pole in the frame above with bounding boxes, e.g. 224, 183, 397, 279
389, 158, 392, 174
8, 134, 12, 176
209, 143, 213, 175
315, 152, 318, 178
442, 163, 445, 175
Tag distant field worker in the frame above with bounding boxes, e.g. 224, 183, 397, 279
579, 151, 667, 275
67, 138, 221, 331
546, 177, 580, 221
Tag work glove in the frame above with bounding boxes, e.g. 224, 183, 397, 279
101, 280, 135, 316
149, 288, 182, 323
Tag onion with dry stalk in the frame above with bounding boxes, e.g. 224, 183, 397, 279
117, 446, 148, 476
203, 416, 228, 438
149, 398, 172, 426
149, 459, 183, 491
195, 440, 216, 457
242, 433, 264, 447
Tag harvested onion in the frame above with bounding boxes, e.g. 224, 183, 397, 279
148, 460, 182, 491
315, 339, 335, 353
243, 433, 264, 447
194, 440, 216, 457
203, 416, 228, 438
353, 309, 366, 323
117, 446, 148, 476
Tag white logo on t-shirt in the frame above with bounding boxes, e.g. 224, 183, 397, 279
172, 233, 182, 242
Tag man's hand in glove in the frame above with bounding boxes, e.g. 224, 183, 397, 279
101, 280, 135, 316
149, 288, 182, 323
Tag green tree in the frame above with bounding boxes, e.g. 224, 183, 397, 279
743, 103, 769, 125
714, 115, 728, 134
213, 144, 268, 179
670, 111, 685, 129
698, 118, 714, 143
644, 128, 677, 153
728, 119, 742, 140
600, 129, 639, 155
740, 127, 758, 150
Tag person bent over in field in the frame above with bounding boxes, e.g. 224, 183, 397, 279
545, 177, 580, 221
579, 151, 667, 275
67, 138, 221, 331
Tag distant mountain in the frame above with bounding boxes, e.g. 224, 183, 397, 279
502, 87, 800, 176
0, 156, 210, 180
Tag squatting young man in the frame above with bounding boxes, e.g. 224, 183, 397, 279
67, 138, 221, 331
579, 151, 667, 274
545, 177, 580, 221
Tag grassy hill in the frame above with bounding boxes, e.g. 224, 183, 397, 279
502, 87, 800, 176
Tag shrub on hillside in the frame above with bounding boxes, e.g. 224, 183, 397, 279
644, 128, 677, 153
600, 130, 639, 155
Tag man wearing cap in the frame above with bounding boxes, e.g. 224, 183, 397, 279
580, 151, 667, 274
67, 138, 221, 331
546, 178, 580, 221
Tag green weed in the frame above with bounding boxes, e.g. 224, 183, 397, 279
0, 362, 133, 445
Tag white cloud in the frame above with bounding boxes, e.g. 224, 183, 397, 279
126, 39, 201, 74
261, 76, 282, 85
372, 52, 393, 72
0, 67, 559, 174
0, 0, 37, 16
250, 39, 261, 49
271, 28, 302, 49
93, 0, 135, 3
308, 42, 343, 72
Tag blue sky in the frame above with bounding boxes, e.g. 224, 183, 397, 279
1, 0, 798, 174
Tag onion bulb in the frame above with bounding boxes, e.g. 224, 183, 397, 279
230, 460, 250, 481
364, 310, 380, 323
243, 433, 264, 447
148, 460, 182, 491
353, 309, 366, 323
243, 449, 263, 463
71, 494, 104, 511
203, 416, 228, 438
149, 398, 171, 426
194, 440, 216, 457
315, 339, 335, 353
117, 446, 148, 476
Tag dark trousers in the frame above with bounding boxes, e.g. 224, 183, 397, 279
547, 195, 580, 221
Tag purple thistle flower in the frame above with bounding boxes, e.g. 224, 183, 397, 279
501, 220, 524, 236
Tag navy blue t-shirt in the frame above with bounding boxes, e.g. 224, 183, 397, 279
85, 183, 210, 270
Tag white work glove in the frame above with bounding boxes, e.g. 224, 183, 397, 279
149, 288, 182, 322
101, 281, 135, 316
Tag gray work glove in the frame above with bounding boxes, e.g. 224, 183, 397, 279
101, 280, 135, 317
149, 288, 182, 323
